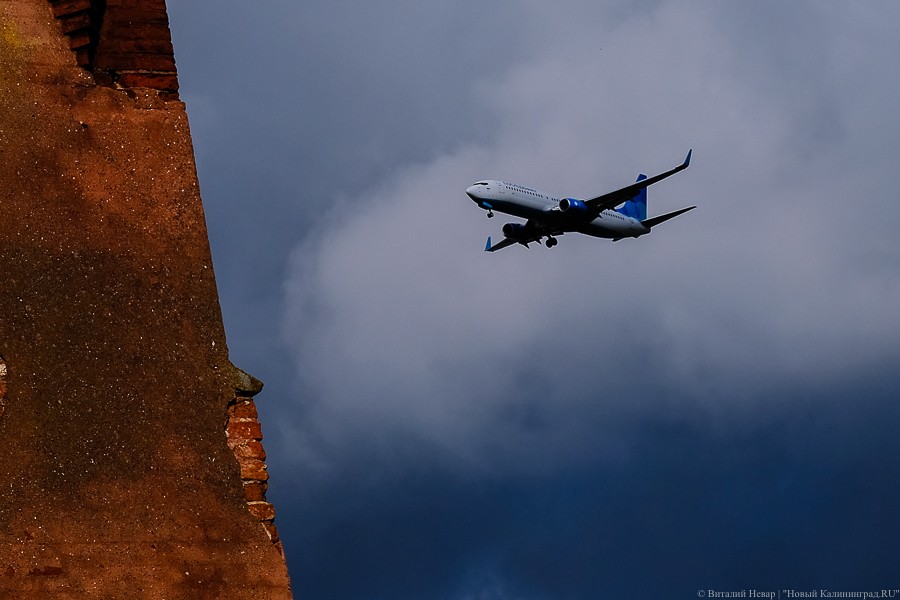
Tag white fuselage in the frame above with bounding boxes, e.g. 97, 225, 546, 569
466, 180, 648, 239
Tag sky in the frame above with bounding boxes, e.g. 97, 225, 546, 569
166, 2, 900, 598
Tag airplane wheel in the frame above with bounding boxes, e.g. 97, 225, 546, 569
487, 212, 494, 218
546, 238, 557, 248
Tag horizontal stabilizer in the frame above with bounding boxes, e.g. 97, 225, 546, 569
641, 205, 696, 229
485, 236, 519, 252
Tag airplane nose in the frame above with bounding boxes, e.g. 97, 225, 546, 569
465, 186, 479, 202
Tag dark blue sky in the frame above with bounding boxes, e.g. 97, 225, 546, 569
167, 1, 900, 598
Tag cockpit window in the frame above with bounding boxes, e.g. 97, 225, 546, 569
475, 182, 489, 186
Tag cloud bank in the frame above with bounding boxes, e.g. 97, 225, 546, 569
281, 1, 900, 480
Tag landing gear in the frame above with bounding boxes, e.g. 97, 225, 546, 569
487, 210, 494, 218
545, 237, 558, 248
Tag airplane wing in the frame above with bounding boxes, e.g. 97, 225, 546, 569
584, 149, 692, 214
484, 236, 523, 252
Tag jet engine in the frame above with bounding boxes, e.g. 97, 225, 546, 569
502, 222, 535, 241
558, 198, 589, 214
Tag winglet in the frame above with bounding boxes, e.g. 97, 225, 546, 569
683, 149, 692, 168
485, 236, 492, 252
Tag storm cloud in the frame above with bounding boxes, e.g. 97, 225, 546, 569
169, 1, 900, 598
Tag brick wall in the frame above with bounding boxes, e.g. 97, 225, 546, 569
47, 0, 102, 67
48, 0, 179, 95
0, 1, 292, 596
225, 370, 285, 557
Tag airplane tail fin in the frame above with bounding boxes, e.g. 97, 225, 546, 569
615, 174, 648, 221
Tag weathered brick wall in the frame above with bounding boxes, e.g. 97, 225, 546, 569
225, 368, 284, 556
48, 0, 178, 94
48, 0, 103, 67
0, 1, 292, 597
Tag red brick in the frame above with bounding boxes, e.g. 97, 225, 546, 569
74, 49, 91, 67
238, 457, 268, 481
50, 0, 93, 18
59, 13, 92, 34
94, 53, 175, 72
115, 72, 179, 92
233, 440, 267, 461
228, 400, 258, 420
262, 522, 280, 544
226, 420, 262, 441
243, 481, 268, 503
67, 33, 91, 50
247, 502, 276, 522
108, 8, 169, 24
101, 21, 170, 41
97, 39, 173, 55
108, 0, 168, 9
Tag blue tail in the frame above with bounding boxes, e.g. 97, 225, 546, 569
615, 174, 647, 221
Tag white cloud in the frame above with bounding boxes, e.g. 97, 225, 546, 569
281, 1, 900, 478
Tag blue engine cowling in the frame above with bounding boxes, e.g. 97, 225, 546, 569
558, 198, 589, 214
502, 222, 535, 241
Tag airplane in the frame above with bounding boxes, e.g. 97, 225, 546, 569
466, 150, 695, 252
